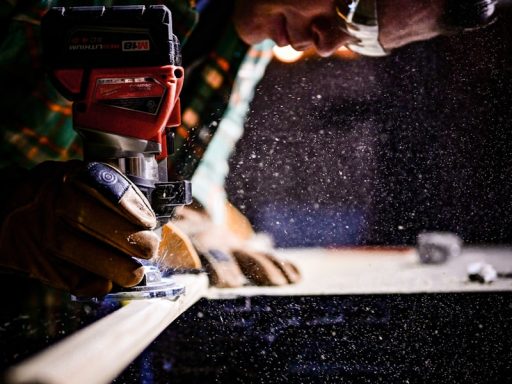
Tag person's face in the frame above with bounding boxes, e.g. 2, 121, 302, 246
232, 0, 356, 57
233, 0, 446, 57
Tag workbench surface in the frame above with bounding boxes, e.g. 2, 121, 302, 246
208, 246, 512, 298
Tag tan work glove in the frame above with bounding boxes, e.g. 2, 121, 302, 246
158, 201, 300, 288
0, 160, 160, 296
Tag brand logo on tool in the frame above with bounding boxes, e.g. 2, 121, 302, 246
122, 40, 150, 51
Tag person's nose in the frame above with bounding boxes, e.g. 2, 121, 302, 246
311, 20, 355, 57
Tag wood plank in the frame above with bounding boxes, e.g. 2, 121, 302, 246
5, 273, 209, 384
207, 246, 512, 299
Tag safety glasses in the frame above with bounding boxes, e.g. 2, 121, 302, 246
335, 0, 388, 57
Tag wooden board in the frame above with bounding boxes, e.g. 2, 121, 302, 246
208, 246, 512, 299
5, 273, 209, 384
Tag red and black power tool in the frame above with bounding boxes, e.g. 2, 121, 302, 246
41, 5, 191, 223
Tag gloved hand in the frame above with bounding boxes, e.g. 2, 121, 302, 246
0, 160, 160, 296
158, 201, 300, 288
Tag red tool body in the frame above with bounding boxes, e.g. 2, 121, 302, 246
67, 65, 183, 159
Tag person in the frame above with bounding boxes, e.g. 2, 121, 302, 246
0, 0, 498, 296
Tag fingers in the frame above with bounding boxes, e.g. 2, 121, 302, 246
200, 249, 247, 288
232, 250, 289, 286
57, 180, 159, 260
158, 220, 248, 287
159, 220, 247, 287
47, 258, 114, 297
49, 222, 146, 288
158, 222, 202, 270
67, 162, 157, 229
170, 202, 301, 288
265, 254, 301, 284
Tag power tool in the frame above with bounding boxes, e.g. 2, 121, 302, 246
41, 5, 191, 300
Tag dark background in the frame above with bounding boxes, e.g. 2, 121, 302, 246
115, 293, 512, 384
227, 7, 512, 248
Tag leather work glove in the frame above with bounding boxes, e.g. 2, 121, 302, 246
0, 160, 160, 297
158, 201, 301, 288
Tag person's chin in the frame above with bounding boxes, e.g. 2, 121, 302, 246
235, 25, 265, 45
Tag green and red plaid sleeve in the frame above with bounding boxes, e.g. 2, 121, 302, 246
0, 0, 80, 168
0, 0, 197, 169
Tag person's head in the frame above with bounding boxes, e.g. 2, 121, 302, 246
232, 0, 497, 57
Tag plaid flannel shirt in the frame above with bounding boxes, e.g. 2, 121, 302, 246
0, 0, 272, 219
